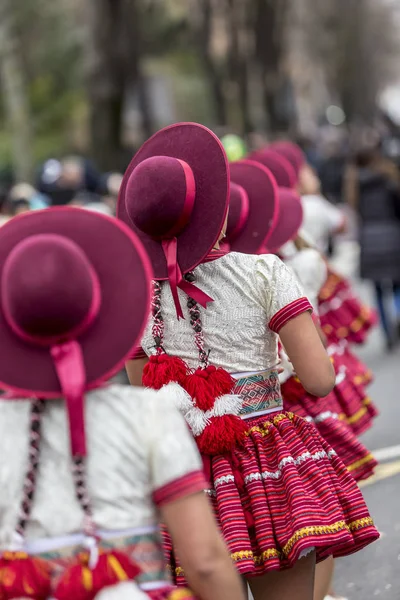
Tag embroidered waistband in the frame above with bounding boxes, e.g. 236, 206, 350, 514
24, 524, 158, 555
233, 369, 283, 416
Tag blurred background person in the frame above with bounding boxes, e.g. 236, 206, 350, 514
344, 135, 400, 350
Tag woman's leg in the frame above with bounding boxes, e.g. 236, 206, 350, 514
247, 550, 316, 600
313, 556, 334, 600
374, 281, 392, 347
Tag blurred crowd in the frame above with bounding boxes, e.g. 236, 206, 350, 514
0, 156, 122, 224
2, 123, 400, 351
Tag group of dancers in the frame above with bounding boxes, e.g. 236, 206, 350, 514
0, 122, 379, 600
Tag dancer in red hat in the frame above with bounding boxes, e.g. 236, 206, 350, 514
0, 207, 246, 600
122, 123, 379, 600
251, 146, 378, 434
225, 169, 377, 600
269, 140, 378, 347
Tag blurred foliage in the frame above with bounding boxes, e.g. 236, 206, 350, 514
0, 0, 399, 178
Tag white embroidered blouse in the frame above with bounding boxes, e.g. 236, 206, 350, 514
0, 385, 204, 548
283, 248, 328, 312
139, 253, 311, 373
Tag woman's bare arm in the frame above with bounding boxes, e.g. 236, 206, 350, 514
161, 492, 246, 600
279, 312, 335, 397
125, 358, 148, 386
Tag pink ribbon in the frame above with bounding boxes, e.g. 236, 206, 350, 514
51, 341, 87, 457
159, 159, 214, 319
162, 238, 213, 319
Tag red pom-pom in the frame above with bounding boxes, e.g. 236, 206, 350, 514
196, 415, 247, 455
143, 354, 188, 389
0, 552, 51, 600
54, 550, 141, 600
184, 366, 235, 411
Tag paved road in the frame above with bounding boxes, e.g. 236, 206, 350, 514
332, 270, 400, 599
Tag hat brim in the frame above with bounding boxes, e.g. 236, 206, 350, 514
249, 150, 296, 189
267, 188, 303, 252
0, 207, 152, 396
269, 142, 305, 176
229, 160, 279, 254
118, 123, 229, 279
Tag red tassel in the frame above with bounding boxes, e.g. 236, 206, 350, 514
196, 415, 247, 455
0, 552, 51, 599
54, 550, 141, 600
143, 354, 188, 389
184, 366, 235, 411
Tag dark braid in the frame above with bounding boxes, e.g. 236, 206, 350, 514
151, 280, 164, 353
15, 398, 45, 538
185, 272, 209, 366
71, 456, 96, 537
149, 272, 209, 367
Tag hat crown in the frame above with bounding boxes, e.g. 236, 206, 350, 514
125, 156, 195, 239
1, 234, 97, 343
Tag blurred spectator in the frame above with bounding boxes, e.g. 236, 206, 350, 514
37, 156, 100, 205
344, 142, 400, 349
298, 164, 346, 254
97, 172, 123, 215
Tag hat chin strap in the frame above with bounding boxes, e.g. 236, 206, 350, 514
161, 237, 213, 319
51, 340, 87, 457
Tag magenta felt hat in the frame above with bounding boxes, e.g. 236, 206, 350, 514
118, 122, 229, 318
249, 149, 296, 188
0, 207, 152, 456
228, 160, 279, 253
266, 188, 303, 252
269, 141, 305, 178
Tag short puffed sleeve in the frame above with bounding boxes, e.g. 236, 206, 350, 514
256, 254, 312, 333
146, 391, 206, 507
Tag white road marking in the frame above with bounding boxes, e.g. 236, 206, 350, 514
372, 445, 400, 463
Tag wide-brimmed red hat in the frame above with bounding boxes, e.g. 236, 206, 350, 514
227, 160, 279, 253
269, 141, 305, 178
0, 207, 152, 456
266, 188, 303, 253
118, 122, 229, 318
249, 149, 296, 188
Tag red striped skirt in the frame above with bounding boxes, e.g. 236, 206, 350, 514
163, 411, 379, 581
330, 345, 378, 436
318, 270, 377, 345
281, 376, 377, 482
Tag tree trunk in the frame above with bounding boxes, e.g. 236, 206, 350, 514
227, 0, 253, 134
0, 2, 33, 182
254, 0, 291, 132
86, 0, 155, 171
197, 0, 227, 126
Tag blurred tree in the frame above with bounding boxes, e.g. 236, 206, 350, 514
302, 0, 399, 124
0, 0, 33, 181
192, 0, 228, 126
254, 0, 292, 132
86, 0, 155, 171
226, 0, 253, 134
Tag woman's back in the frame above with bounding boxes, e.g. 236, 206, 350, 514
0, 385, 201, 542
141, 252, 308, 374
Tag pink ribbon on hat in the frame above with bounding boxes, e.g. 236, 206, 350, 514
51, 341, 87, 457
161, 160, 214, 319
162, 238, 213, 319
2, 264, 101, 458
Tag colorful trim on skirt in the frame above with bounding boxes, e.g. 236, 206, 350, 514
163, 411, 379, 581
330, 346, 378, 436
318, 270, 377, 345
281, 376, 377, 482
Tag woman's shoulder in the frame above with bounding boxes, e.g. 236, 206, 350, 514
220, 251, 281, 271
